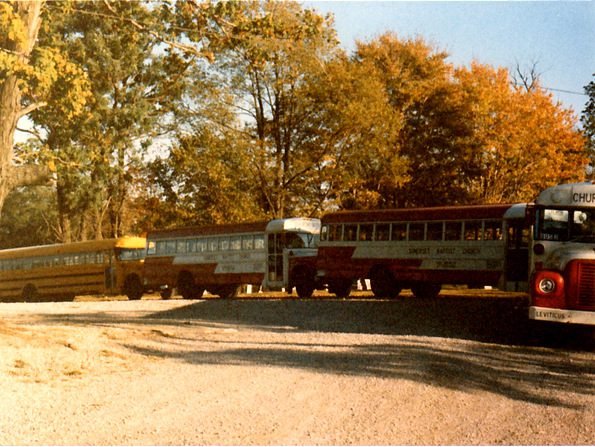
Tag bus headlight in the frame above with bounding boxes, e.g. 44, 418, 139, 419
532, 271, 564, 300
538, 278, 556, 294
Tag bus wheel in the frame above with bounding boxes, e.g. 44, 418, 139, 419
328, 280, 352, 298
22, 284, 38, 301
177, 272, 196, 300
123, 275, 143, 300
370, 268, 401, 298
160, 287, 173, 300
296, 282, 314, 299
412, 283, 441, 299
215, 285, 240, 299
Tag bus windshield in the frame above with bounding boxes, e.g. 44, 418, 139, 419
282, 232, 319, 249
536, 207, 595, 242
117, 248, 146, 261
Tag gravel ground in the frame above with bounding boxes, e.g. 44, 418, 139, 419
0, 291, 593, 445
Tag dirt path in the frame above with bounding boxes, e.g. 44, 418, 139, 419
0, 294, 593, 445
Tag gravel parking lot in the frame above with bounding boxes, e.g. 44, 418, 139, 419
0, 291, 593, 445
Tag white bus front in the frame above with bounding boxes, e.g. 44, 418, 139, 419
530, 183, 595, 325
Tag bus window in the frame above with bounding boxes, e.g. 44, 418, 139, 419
242, 235, 254, 250
445, 222, 462, 241
285, 233, 306, 249
208, 238, 218, 252
359, 224, 374, 241
254, 235, 265, 250
197, 239, 207, 252
344, 224, 357, 241
230, 236, 242, 250
426, 222, 443, 241
147, 241, 156, 255
571, 210, 595, 241
464, 221, 482, 240
219, 237, 230, 251
328, 224, 342, 241
187, 240, 197, 253
118, 248, 145, 261
177, 240, 187, 254
320, 225, 329, 242
391, 223, 407, 241
376, 223, 390, 241
484, 220, 503, 240
538, 209, 569, 241
409, 223, 425, 241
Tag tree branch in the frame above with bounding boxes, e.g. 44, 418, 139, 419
17, 101, 47, 119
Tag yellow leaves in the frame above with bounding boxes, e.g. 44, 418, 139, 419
0, 2, 28, 47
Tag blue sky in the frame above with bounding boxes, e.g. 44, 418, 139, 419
306, 1, 594, 118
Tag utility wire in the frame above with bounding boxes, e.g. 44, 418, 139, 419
543, 86, 587, 96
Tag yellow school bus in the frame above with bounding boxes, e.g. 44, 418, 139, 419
0, 237, 146, 301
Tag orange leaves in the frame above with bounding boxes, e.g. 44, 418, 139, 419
455, 62, 586, 203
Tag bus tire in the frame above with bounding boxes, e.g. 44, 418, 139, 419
214, 285, 240, 299
296, 282, 315, 299
370, 268, 401, 298
22, 284, 38, 301
177, 272, 196, 300
123, 275, 143, 300
293, 266, 315, 299
412, 283, 441, 299
328, 280, 352, 298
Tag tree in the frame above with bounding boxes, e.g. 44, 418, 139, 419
299, 53, 409, 210
582, 74, 595, 175
201, 0, 339, 218
0, 185, 57, 248
27, 1, 192, 241
343, 33, 480, 207
0, 1, 90, 219
457, 62, 586, 203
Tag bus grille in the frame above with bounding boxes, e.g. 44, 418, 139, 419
576, 262, 595, 308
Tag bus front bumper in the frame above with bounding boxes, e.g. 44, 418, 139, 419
529, 306, 595, 326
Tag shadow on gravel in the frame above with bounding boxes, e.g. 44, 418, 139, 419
40, 297, 594, 408
147, 296, 595, 350
125, 339, 594, 409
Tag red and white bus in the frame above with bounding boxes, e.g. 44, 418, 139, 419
143, 218, 320, 299
529, 182, 595, 325
314, 204, 530, 299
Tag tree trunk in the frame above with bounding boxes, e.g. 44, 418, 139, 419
0, 1, 46, 219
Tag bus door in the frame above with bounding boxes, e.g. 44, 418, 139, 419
267, 233, 285, 289
105, 250, 117, 294
267, 232, 308, 290
505, 221, 530, 291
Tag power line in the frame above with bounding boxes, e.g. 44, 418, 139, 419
543, 86, 587, 96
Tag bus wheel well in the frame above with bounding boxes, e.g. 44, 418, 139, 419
123, 274, 143, 300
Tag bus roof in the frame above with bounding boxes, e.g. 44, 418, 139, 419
0, 236, 146, 260
503, 203, 529, 220
321, 204, 515, 224
536, 182, 595, 207
147, 221, 269, 240
265, 218, 321, 234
